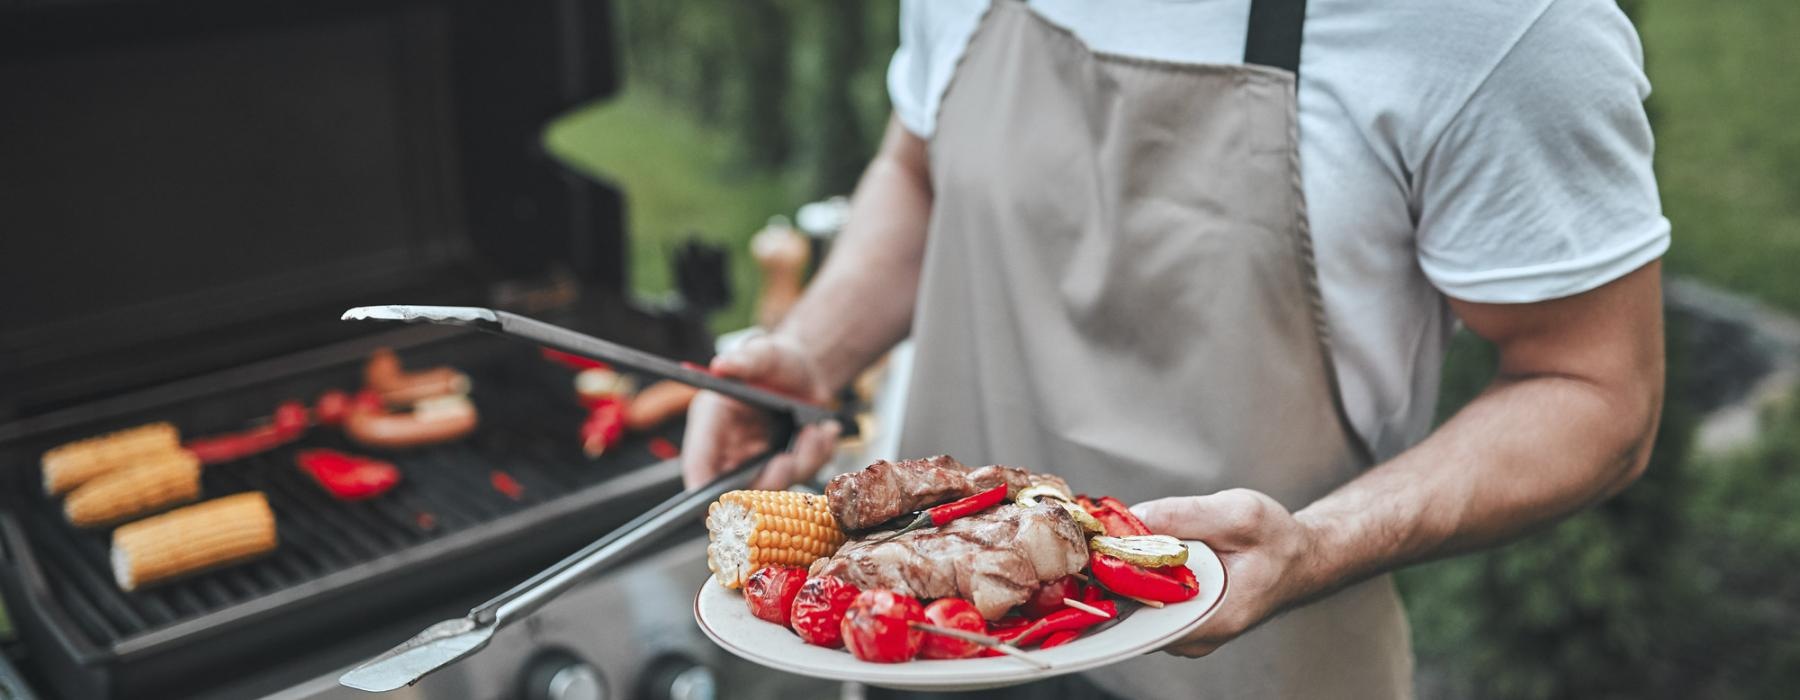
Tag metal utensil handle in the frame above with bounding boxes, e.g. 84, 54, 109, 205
491, 311, 837, 425
474, 457, 766, 626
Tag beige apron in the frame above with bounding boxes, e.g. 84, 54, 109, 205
896, 1, 1414, 697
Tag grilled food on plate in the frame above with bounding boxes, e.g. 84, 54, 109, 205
41, 422, 181, 495
826, 455, 1070, 530
702, 456, 1202, 664
706, 490, 846, 588
112, 492, 278, 591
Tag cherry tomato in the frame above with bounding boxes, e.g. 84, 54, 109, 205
745, 566, 808, 626
919, 598, 985, 660
790, 576, 860, 648
1020, 575, 1081, 618
841, 590, 926, 663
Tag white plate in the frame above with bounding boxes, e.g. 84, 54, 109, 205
694, 540, 1228, 691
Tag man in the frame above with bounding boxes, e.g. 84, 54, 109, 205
684, 0, 1667, 696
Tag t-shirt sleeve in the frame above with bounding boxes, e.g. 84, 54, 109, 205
1413, 0, 1669, 304
886, 0, 987, 139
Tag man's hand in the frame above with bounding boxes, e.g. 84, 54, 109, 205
680, 115, 932, 492
1127, 262, 1664, 659
680, 334, 839, 491
1132, 490, 1323, 657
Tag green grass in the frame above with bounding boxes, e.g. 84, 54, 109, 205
547, 3, 1800, 321
544, 90, 800, 331
1641, 0, 1800, 313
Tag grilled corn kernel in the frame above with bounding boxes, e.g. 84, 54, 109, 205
41, 422, 181, 495
111, 492, 277, 591
64, 451, 202, 528
705, 490, 845, 588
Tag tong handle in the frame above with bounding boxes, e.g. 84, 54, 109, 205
475, 454, 768, 626
490, 310, 838, 427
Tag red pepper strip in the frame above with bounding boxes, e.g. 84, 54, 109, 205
185, 401, 311, 465
647, 436, 680, 461
490, 469, 525, 501
297, 449, 401, 500
1077, 495, 1152, 537
1080, 582, 1107, 605
1009, 600, 1117, 647
879, 484, 1009, 542
1038, 629, 1081, 649
930, 484, 1009, 525
1089, 553, 1199, 603
541, 347, 611, 371
580, 397, 627, 458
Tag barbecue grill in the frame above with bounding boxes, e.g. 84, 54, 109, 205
0, 1, 828, 698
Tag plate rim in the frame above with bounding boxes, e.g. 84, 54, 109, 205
693, 539, 1229, 690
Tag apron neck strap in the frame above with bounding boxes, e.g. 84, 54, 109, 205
1244, 0, 1307, 80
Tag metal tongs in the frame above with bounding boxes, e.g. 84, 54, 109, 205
335, 305, 838, 692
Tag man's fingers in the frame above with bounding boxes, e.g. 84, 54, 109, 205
679, 394, 730, 489
711, 336, 779, 379
790, 420, 841, 482
1131, 489, 1275, 549
752, 453, 797, 491
749, 420, 841, 490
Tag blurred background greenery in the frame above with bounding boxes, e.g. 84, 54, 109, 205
545, 1, 1800, 696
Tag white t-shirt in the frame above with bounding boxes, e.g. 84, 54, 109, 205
889, 0, 1670, 458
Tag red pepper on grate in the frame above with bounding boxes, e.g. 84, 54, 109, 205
490, 469, 525, 501
313, 390, 352, 427
540, 347, 611, 372
297, 449, 401, 500
647, 436, 680, 461
580, 397, 627, 458
184, 400, 311, 465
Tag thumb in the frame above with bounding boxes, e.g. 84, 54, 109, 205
1131, 489, 1275, 550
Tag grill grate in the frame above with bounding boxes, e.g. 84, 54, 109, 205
2, 335, 683, 653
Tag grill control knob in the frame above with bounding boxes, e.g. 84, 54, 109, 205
638, 656, 719, 700
524, 651, 607, 700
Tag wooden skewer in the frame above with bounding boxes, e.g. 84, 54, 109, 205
1068, 572, 1090, 582
909, 622, 1052, 670
1120, 593, 1165, 609
1061, 597, 1113, 619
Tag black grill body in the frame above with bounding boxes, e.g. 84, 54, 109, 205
0, 1, 709, 698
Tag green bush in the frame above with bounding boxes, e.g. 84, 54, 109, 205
1402, 321, 1800, 698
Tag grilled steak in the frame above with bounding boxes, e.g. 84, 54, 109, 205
810, 502, 1089, 619
826, 456, 1071, 530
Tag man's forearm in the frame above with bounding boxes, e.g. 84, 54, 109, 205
774, 118, 933, 390
1293, 361, 1663, 602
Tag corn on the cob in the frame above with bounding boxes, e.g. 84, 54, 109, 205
705, 490, 845, 588
111, 492, 277, 591
41, 422, 180, 495
64, 451, 202, 527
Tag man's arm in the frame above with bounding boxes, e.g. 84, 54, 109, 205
770, 116, 934, 389
681, 116, 933, 489
1137, 260, 1665, 656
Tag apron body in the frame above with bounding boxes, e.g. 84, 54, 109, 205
896, 2, 1412, 697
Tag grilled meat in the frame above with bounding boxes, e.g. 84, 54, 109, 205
827, 455, 973, 530
810, 502, 1089, 619
826, 456, 1072, 530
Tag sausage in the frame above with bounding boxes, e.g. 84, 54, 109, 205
344, 392, 478, 449
625, 380, 700, 431
364, 347, 471, 406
